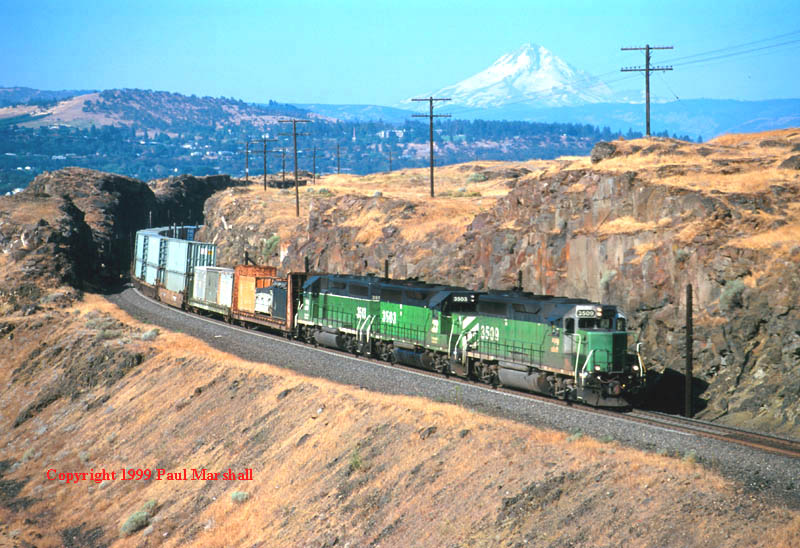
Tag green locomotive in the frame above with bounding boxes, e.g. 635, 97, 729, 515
296, 274, 644, 407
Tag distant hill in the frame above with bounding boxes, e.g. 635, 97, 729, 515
0, 87, 316, 131
294, 103, 416, 123
438, 98, 800, 140
0, 86, 94, 108
302, 98, 800, 140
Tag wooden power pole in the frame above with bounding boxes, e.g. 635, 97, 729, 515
279, 119, 311, 217
621, 44, 673, 137
247, 137, 277, 191
412, 96, 450, 197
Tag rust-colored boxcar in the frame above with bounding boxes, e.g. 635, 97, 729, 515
231, 265, 306, 333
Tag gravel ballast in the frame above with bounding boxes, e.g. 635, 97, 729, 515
107, 286, 800, 507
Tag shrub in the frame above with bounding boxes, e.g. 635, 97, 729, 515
140, 328, 159, 341
466, 172, 488, 183
120, 510, 149, 536
566, 431, 583, 442
262, 234, 280, 260
720, 279, 745, 311
97, 329, 122, 341
349, 447, 363, 472
141, 499, 159, 516
231, 491, 250, 503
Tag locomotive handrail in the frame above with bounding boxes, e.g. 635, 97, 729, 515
365, 315, 376, 345
573, 334, 583, 386
578, 349, 596, 389
636, 342, 646, 378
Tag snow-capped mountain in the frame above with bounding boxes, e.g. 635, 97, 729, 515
411, 43, 613, 108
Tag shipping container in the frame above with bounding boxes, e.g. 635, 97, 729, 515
188, 266, 234, 316
132, 226, 217, 309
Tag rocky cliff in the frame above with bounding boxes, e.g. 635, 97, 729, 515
0, 168, 241, 311
199, 130, 800, 436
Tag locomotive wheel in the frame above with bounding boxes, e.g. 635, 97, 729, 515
472, 360, 495, 384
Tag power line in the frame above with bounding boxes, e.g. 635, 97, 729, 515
670, 38, 800, 68
660, 29, 800, 65
621, 44, 674, 136
412, 96, 450, 197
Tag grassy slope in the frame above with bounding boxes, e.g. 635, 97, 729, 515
206, 129, 799, 264
0, 294, 798, 546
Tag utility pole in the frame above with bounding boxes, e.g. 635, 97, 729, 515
387, 148, 392, 172
279, 118, 311, 217
256, 137, 278, 191
412, 96, 450, 197
244, 141, 250, 182
621, 44, 673, 137
336, 142, 340, 174
312, 146, 316, 184
685, 284, 693, 418
246, 138, 277, 191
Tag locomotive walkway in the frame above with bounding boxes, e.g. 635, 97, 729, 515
107, 285, 800, 507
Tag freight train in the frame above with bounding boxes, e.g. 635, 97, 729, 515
133, 226, 646, 407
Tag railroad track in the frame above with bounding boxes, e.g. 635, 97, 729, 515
624, 409, 800, 459
127, 286, 800, 460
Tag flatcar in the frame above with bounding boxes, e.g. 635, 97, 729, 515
132, 227, 646, 407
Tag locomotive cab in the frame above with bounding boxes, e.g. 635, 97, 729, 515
562, 304, 643, 405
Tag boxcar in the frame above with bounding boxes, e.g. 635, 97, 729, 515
231, 265, 306, 332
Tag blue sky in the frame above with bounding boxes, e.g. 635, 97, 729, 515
2, 0, 799, 106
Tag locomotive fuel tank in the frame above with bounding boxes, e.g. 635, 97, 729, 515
314, 328, 347, 350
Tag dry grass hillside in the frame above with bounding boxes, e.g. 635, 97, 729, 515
1, 293, 798, 547
204, 129, 800, 263
0, 93, 117, 128
199, 128, 800, 437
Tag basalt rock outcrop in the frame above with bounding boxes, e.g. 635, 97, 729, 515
149, 173, 241, 226
0, 169, 241, 298
0, 192, 94, 310
201, 131, 800, 435
27, 168, 158, 283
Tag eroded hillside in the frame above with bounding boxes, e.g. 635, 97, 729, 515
0, 169, 240, 294
1, 296, 798, 546
199, 129, 800, 436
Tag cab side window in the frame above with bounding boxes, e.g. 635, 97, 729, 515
565, 318, 575, 334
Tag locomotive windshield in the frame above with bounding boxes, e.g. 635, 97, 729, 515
577, 317, 614, 330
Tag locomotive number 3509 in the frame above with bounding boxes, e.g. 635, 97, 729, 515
480, 324, 500, 342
